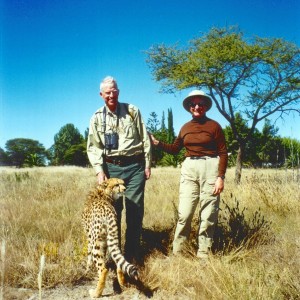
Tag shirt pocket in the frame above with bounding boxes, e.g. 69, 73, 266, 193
120, 116, 137, 139
95, 124, 105, 146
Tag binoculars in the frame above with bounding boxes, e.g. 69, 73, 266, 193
104, 132, 119, 150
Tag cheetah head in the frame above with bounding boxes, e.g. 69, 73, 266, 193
97, 178, 126, 201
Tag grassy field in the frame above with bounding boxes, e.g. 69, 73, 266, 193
0, 166, 299, 299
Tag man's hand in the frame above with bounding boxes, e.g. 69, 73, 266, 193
97, 172, 107, 184
145, 168, 151, 180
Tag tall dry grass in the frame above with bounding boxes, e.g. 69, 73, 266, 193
0, 166, 299, 299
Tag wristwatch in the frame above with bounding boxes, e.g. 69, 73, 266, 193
218, 175, 225, 180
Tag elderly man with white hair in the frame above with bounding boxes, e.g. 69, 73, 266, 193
87, 76, 152, 264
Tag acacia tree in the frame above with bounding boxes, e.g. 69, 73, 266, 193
146, 26, 300, 183
4, 138, 48, 167
0, 147, 9, 166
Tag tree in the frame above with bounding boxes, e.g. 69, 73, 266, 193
4, 138, 48, 167
282, 137, 300, 169
0, 147, 10, 166
147, 111, 165, 166
146, 26, 300, 182
258, 119, 283, 167
51, 123, 84, 165
84, 127, 89, 141
167, 108, 175, 143
224, 116, 285, 168
146, 112, 160, 133
64, 143, 89, 166
161, 111, 166, 130
147, 109, 185, 167
24, 153, 46, 167
224, 113, 257, 166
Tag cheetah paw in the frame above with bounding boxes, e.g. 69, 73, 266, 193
89, 288, 101, 298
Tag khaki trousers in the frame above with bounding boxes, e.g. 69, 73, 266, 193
172, 157, 220, 257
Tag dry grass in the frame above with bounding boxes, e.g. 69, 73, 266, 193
0, 166, 299, 299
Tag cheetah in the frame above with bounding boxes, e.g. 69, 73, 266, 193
82, 178, 138, 298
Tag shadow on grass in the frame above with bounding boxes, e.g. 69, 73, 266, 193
139, 196, 274, 259
140, 226, 174, 259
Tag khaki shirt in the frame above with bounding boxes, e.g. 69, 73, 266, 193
87, 102, 152, 174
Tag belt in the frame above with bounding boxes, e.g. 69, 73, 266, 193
189, 156, 217, 160
105, 154, 144, 166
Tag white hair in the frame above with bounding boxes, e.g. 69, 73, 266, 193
100, 76, 118, 92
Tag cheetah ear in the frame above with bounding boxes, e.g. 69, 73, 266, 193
117, 178, 124, 184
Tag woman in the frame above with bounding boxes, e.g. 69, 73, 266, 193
151, 90, 228, 259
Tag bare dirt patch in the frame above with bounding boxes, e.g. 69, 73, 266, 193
4, 279, 154, 300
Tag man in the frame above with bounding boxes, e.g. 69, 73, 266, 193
87, 76, 151, 263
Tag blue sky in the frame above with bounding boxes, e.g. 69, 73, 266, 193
1, 0, 300, 149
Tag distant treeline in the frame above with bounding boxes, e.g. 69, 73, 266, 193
1, 112, 299, 170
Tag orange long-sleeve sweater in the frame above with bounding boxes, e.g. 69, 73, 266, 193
157, 116, 228, 177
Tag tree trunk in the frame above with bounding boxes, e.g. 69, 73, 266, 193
235, 146, 243, 184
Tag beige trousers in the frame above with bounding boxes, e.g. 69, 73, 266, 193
172, 157, 220, 257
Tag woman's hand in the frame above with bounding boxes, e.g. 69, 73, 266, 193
213, 177, 224, 195
150, 134, 160, 146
